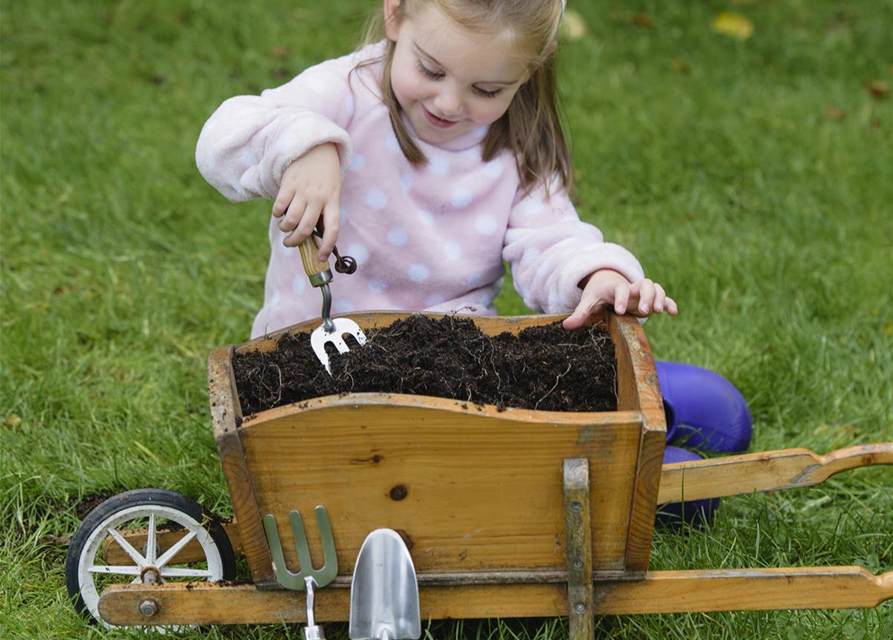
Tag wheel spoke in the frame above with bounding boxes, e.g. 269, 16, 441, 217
159, 567, 213, 578
146, 513, 157, 564
106, 527, 146, 566
156, 530, 197, 568
88, 565, 142, 576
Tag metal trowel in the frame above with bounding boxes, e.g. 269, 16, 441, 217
349, 529, 421, 640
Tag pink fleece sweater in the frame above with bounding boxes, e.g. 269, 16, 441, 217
196, 42, 644, 339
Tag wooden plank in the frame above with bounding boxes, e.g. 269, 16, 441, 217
563, 459, 593, 640
99, 566, 893, 624
658, 443, 893, 503
623, 423, 664, 572
207, 347, 275, 587
240, 401, 644, 574
612, 313, 665, 572
593, 567, 893, 614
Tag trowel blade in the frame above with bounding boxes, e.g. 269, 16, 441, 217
349, 529, 421, 640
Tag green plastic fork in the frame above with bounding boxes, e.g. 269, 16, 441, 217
263, 506, 338, 590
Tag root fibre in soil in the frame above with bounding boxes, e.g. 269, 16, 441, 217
233, 315, 616, 417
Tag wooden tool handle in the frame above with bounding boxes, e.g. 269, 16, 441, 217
659, 442, 893, 503
298, 235, 332, 287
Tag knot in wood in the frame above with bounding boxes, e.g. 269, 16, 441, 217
389, 484, 409, 501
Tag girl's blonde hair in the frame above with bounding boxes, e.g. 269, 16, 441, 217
354, 0, 572, 197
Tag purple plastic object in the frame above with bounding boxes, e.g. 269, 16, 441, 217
657, 446, 720, 526
655, 361, 753, 453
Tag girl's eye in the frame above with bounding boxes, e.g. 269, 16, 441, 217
416, 59, 500, 98
473, 86, 501, 99
416, 61, 443, 79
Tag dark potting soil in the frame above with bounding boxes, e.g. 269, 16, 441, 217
232, 315, 616, 417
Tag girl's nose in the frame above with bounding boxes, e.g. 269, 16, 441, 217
434, 84, 464, 118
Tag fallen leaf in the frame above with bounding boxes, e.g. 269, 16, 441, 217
561, 9, 588, 40
884, 322, 892, 336
864, 80, 889, 99
271, 45, 288, 59
4, 413, 22, 432
672, 58, 691, 74
870, 119, 882, 129
826, 107, 846, 120
713, 12, 754, 40
632, 13, 654, 29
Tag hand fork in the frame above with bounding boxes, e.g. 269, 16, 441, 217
299, 236, 367, 374
263, 506, 338, 640
262, 505, 338, 591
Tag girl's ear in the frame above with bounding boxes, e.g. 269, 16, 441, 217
383, 0, 402, 42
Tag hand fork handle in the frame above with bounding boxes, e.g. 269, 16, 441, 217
299, 236, 333, 288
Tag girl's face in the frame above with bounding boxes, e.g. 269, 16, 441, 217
384, 1, 530, 146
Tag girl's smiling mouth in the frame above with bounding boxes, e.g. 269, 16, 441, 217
422, 104, 459, 129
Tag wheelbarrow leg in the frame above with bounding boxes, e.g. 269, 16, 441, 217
564, 458, 594, 640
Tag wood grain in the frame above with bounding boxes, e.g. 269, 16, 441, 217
563, 459, 593, 640
239, 400, 644, 574
207, 347, 275, 587
611, 314, 665, 573
98, 566, 893, 624
658, 443, 893, 503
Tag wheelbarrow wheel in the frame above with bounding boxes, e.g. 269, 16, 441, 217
64, 488, 236, 630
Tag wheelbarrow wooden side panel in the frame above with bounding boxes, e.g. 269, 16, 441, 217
240, 399, 644, 575
208, 312, 666, 594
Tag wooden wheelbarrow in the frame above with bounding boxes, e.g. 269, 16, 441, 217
66, 312, 893, 637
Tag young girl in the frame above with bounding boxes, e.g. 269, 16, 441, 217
196, 0, 677, 339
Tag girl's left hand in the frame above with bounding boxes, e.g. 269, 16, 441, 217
563, 269, 678, 330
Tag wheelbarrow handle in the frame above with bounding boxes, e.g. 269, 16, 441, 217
658, 442, 893, 503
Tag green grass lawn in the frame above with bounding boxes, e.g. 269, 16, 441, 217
2, 0, 892, 638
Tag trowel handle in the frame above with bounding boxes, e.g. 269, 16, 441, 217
299, 235, 333, 288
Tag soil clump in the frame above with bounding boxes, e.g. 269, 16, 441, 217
233, 315, 616, 417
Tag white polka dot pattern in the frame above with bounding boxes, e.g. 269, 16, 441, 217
349, 153, 365, 171
365, 188, 388, 209
387, 228, 408, 246
444, 242, 462, 260
385, 132, 400, 154
333, 298, 355, 313
417, 210, 434, 226
347, 243, 369, 264
475, 214, 497, 235
429, 155, 449, 176
451, 186, 473, 208
483, 158, 503, 178
408, 263, 429, 283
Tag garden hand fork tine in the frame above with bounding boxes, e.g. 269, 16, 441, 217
299, 235, 367, 374
263, 506, 338, 590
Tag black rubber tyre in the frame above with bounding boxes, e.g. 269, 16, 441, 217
65, 488, 236, 627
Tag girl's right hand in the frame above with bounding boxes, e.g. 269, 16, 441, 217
273, 143, 342, 261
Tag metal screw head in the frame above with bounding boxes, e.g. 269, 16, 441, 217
571, 501, 582, 513
139, 599, 158, 618
574, 602, 586, 614
573, 559, 583, 570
